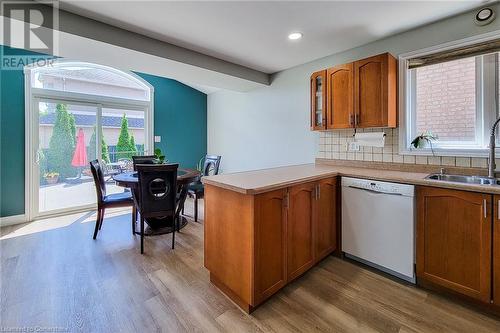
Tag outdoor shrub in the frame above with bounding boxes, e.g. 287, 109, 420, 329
116, 114, 136, 159
102, 137, 110, 163
129, 135, 138, 156
69, 113, 76, 145
47, 104, 75, 178
88, 126, 110, 163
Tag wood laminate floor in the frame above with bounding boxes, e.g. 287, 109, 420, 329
1, 199, 500, 332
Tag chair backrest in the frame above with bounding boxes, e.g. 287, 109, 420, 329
89, 159, 106, 203
136, 163, 178, 218
203, 155, 221, 176
132, 155, 157, 170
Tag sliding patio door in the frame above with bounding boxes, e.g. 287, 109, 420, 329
31, 99, 98, 217
25, 61, 154, 221
28, 98, 149, 219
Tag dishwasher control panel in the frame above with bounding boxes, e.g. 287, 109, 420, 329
341, 177, 415, 197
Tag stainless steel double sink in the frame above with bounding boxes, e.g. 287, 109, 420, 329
425, 173, 500, 186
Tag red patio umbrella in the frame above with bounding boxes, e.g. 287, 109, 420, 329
72, 128, 88, 168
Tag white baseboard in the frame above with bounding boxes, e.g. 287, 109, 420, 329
0, 214, 28, 227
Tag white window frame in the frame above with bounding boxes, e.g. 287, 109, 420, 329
24, 60, 155, 221
398, 30, 500, 157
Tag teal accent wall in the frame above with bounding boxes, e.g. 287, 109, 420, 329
0, 45, 207, 217
136, 72, 207, 169
1, 46, 53, 217
0, 65, 26, 217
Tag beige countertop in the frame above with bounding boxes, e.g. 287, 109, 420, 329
202, 163, 500, 195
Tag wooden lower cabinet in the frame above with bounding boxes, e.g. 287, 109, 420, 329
287, 178, 338, 281
254, 189, 287, 304
205, 177, 338, 313
315, 177, 338, 261
416, 186, 492, 303
494, 195, 500, 306
208, 181, 500, 313
287, 182, 316, 280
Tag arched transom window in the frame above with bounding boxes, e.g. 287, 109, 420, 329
30, 61, 152, 101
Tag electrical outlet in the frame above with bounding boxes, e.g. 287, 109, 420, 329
154, 136, 161, 143
348, 142, 360, 151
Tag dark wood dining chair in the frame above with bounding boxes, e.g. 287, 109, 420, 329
135, 163, 179, 253
90, 159, 136, 239
186, 155, 221, 222
132, 155, 157, 170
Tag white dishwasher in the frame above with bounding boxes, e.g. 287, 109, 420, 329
341, 177, 415, 283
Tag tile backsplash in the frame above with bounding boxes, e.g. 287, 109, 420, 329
316, 128, 489, 168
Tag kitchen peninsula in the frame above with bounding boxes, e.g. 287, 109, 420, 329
203, 162, 500, 314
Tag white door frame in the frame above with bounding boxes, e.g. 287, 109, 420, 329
24, 65, 154, 221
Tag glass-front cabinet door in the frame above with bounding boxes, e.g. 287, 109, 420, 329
310, 70, 327, 130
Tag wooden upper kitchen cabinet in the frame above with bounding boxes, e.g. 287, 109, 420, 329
310, 70, 327, 130
287, 182, 316, 281
310, 52, 397, 131
354, 53, 397, 128
254, 188, 287, 305
314, 177, 338, 261
416, 186, 492, 303
326, 64, 354, 129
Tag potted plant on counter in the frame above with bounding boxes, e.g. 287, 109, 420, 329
411, 131, 438, 154
44, 172, 60, 185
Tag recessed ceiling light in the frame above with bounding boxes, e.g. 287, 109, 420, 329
475, 7, 495, 26
288, 32, 303, 40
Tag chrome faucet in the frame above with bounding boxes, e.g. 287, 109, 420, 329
488, 117, 500, 178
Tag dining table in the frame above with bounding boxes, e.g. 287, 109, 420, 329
113, 168, 201, 236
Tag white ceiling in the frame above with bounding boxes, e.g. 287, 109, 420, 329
60, 0, 486, 74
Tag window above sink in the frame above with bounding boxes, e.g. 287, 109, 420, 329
399, 32, 500, 157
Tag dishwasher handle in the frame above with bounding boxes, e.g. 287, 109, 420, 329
347, 185, 403, 196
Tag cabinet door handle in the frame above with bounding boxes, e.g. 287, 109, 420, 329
483, 199, 487, 219
317, 184, 320, 200
354, 113, 358, 126
349, 113, 353, 127
284, 193, 289, 209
